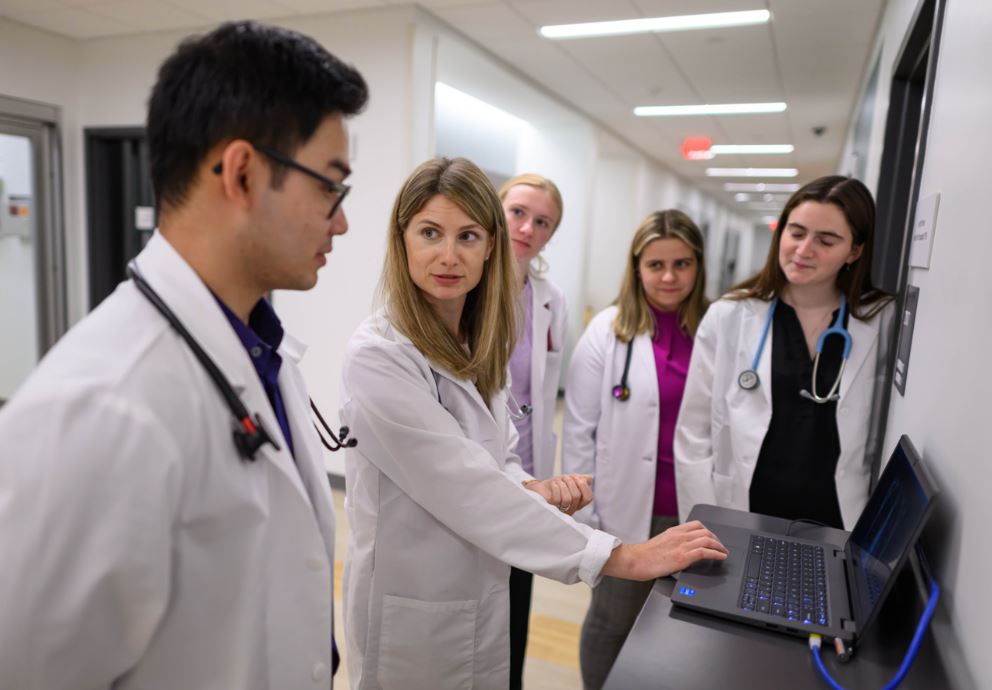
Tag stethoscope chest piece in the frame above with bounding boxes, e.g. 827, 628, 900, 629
612, 384, 630, 401
738, 369, 759, 391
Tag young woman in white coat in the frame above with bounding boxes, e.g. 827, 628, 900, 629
563, 210, 709, 690
498, 173, 568, 689
675, 175, 895, 531
339, 157, 727, 690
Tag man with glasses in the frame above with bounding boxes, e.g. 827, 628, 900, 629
0, 21, 367, 689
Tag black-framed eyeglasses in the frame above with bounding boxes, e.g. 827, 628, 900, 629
212, 144, 350, 219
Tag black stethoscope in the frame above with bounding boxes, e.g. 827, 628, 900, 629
611, 339, 635, 402
127, 263, 356, 461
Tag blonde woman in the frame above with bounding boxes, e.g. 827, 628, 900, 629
339, 159, 726, 690
498, 173, 566, 689
563, 210, 709, 690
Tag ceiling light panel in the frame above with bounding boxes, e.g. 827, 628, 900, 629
710, 144, 794, 154
706, 168, 798, 177
540, 9, 770, 39
634, 102, 786, 117
723, 183, 801, 192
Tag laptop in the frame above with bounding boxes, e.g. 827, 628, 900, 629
671, 435, 938, 644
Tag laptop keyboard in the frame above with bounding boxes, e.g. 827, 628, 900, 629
738, 535, 829, 626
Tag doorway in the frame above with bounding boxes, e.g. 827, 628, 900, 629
0, 96, 66, 404
84, 127, 154, 310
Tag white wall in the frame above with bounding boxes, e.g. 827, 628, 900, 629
839, 0, 990, 686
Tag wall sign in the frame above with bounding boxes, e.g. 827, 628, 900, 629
909, 192, 939, 268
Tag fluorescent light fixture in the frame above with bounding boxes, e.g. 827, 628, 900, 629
434, 82, 528, 131
723, 182, 801, 192
734, 193, 751, 202
706, 168, 798, 178
635, 102, 786, 117
540, 9, 770, 39
710, 144, 794, 154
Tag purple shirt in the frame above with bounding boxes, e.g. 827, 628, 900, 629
215, 296, 294, 458
649, 306, 693, 517
508, 280, 534, 474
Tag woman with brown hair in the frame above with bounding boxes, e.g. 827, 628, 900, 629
675, 175, 895, 534
562, 209, 709, 689
339, 158, 726, 690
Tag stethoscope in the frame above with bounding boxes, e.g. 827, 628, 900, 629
127, 263, 356, 461
737, 294, 852, 404
611, 338, 635, 402
429, 367, 531, 419
506, 392, 532, 420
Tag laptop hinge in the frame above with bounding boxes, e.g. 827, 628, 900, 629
840, 545, 860, 636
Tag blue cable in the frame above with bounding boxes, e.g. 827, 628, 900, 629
809, 581, 940, 690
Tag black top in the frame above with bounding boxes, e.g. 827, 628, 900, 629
749, 300, 849, 529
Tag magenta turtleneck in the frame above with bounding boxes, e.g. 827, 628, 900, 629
648, 305, 693, 517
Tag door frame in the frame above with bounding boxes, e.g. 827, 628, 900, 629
0, 94, 67, 358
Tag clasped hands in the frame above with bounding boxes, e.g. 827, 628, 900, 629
522, 474, 593, 515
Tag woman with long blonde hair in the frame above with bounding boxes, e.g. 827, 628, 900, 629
497, 173, 567, 689
339, 159, 726, 690
563, 209, 709, 690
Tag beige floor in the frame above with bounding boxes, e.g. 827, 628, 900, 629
331, 401, 590, 689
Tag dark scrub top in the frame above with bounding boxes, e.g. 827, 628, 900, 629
749, 300, 849, 529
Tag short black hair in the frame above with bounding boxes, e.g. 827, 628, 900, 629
147, 21, 368, 211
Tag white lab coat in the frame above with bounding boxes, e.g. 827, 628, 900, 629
674, 296, 896, 528
339, 313, 618, 690
522, 274, 568, 480
562, 306, 663, 545
0, 233, 337, 690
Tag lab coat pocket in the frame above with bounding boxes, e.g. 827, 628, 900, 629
377, 594, 477, 690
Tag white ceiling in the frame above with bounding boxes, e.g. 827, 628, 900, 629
0, 0, 885, 214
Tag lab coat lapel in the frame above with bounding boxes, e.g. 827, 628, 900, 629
530, 279, 552, 397
133, 232, 312, 505
837, 315, 876, 412
388, 321, 501, 446
278, 333, 335, 554
133, 232, 254, 394
631, 331, 657, 404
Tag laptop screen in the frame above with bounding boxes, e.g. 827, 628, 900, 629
847, 437, 937, 633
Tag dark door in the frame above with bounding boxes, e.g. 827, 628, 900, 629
85, 127, 153, 310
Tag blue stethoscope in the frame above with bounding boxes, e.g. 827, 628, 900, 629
737, 294, 852, 404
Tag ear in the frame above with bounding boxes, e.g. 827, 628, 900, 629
214, 140, 259, 211
847, 242, 864, 264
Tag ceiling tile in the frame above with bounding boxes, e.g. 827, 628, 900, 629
10, 7, 131, 37
86, 1, 209, 32
280, 0, 387, 11
0, 0, 62, 14
164, 0, 293, 23
554, 32, 695, 107
660, 24, 781, 104
508, 0, 641, 27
